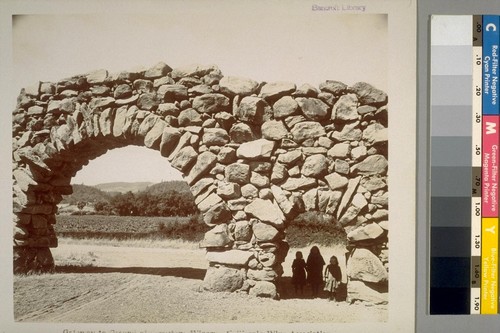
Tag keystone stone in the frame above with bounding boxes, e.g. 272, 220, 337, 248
245, 199, 284, 227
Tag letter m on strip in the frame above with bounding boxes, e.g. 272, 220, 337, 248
486, 121, 497, 134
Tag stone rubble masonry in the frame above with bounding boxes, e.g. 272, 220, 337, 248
12, 62, 388, 301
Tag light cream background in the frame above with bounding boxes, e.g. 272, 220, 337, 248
11, 3, 388, 186
0, 0, 416, 332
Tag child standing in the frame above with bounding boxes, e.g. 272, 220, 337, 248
324, 255, 342, 301
291, 251, 307, 296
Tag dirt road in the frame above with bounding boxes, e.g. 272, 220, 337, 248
14, 244, 387, 323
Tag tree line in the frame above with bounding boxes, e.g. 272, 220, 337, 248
65, 181, 199, 217
92, 190, 198, 217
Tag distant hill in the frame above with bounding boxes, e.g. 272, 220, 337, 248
63, 181, 193, 206
94, 182, 154, 193
61, 184, 112, 205
144, 181, 192, 195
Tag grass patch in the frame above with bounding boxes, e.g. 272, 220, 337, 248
53, 250, 98, 267
57, 237, 201, 249
285, 212, 347, 248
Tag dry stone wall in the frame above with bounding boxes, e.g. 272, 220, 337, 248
12, 62, 388, 300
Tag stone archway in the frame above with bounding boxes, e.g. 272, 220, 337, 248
12, 62, 389, 298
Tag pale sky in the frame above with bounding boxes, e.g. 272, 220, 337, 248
12, 5, 387, 185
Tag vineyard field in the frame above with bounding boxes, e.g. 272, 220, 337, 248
54, 215, 207, 241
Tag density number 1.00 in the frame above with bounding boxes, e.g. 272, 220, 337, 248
474, 201, 481, 217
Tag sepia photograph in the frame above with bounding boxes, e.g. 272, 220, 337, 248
2, 1, 416, 332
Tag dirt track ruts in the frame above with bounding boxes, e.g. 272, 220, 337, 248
14, 244, 387, 323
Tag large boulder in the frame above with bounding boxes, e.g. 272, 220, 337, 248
319, 80, 347, 95
219, 76, 259, 96
290, 121, 326, 143
252, 220, 280, 242
303, 188, 318, 211
350, 82, 387, 106
348, 280, 388, 305
347, 223, 385, 242
158, 84, 187, 102
144, 62, 172, 79
178, 108, 202, 127
217, 181, 241, 200
273, 96, 299, 118
281, 177, 317, 191
296, 97, 329, 121
225, 163, 251, 184
331, 123, 362, 142
170, 146, 197, 172
332, 94, 359, 121
261, 120, 288, 140
171, 63, 219, 80
362, 123, 388, 145
203, 202, 232, 226
245, 199, 284, 227
351, 155, 388, 175
347, 248, 388, 283
236, 139, 275, 160
202, 128, 229, 147
259, 81, 296, 100
186, 151, 217, 184
229, 122, 256, 143
200, 224, 231, 248
249, 281, 277, 298
234, 96, 270, 125
240, 183, 258, 199
301, 154, 328, 178
192, 93, 230, 114
202, 265, 245, 292
277, 150, 302, 165
215, 147, 236, 165
247, 268, 279, 282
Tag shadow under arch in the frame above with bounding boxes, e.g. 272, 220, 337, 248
13, 62, 389, 298
54, 266, 206, 280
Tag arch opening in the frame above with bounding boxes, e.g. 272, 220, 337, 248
13, 62, 389, 300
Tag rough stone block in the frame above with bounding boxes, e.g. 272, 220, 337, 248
206, 249, 254, 266
248, 281, 277, 298
245, 199, 283, 227
347, 248, 388, 284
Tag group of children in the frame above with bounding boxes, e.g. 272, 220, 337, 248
291, 246, 343, 301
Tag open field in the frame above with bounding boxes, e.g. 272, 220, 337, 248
55, 214, 208, 242
14, 241, 387, 323
54, 214, 346, 248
